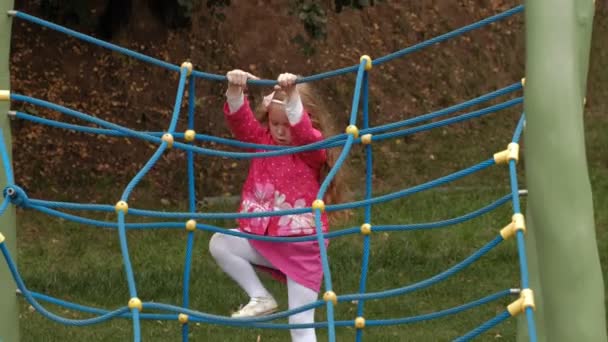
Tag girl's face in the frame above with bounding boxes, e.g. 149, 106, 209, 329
268, 104, 292, 145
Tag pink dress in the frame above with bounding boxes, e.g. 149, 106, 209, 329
224, 99, 329, 292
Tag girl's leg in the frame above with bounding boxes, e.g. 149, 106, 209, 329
287, 278, 318, 342
209, 231, 273, 298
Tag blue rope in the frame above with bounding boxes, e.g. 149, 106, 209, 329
368, 98, 523, 143
374, 6, 524, 66
512, 113, 526, 144
356, 71, 372, 342
115, 65, 192, 340
2, 4, 538, 340
362, 83, 522, 135
169, 67, 190, 132
349, 59, 367, 124
13, 93, 350, 159
366, 290, 514, 326
330, 159, 495, 212
11, 92, 519, 160
12, 12, 180, 72
1, 243, 131, 326
13, 5, 522, 84
23, 290, 175, 320
525, 306, 537, 342
14, 82, 521, 153
506, 113, 537, 342
315, 61, 367, 341
121, 144, 168, 201
18, 287, 512, 329
116, 211, 137, 298
20, 158, 495, 222
182, 75, 197, 342
26, 193, 509, 241
339, 236, 504, 302
453, 310, 511, 342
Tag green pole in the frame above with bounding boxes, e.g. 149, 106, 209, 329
522, 1, 607, 342
0, 1, 18, 342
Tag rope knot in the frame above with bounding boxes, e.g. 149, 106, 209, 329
3, 185, 30, 208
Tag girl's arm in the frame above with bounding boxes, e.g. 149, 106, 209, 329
285, 94, 327, 168
224, 94, 266, 144
224, 70, 266, 144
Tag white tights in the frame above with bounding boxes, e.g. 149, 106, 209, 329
209, 231, 318, 342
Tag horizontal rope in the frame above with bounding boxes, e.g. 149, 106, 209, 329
19, 158, 494, 220
13, 82, 520, 153
453, 310, 512, 342
11, 6, 523, 84
338, 235, 503, 302
1, 243, 130, 326
9, 253, 513, 330
26, 194, 511, 244
12, 93, 519, 159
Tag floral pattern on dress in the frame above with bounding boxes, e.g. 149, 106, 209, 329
240, 183, 317, 235
240, 183, 275, 232
274, 192, 315, 236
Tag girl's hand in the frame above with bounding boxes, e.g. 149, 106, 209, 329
277, 73, 299, 99
226, 69, 259, 98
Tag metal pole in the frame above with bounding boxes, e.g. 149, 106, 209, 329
521, 0, 607, 341
0, 1, 19, 342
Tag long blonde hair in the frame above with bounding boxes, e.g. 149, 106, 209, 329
254, 83, 349, 222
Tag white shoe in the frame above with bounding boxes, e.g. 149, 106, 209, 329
231, 296, 278, 318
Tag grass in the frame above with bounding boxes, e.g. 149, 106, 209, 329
10, 101, 608, 341
9, 20, 608, 339
15, 187, 522, 342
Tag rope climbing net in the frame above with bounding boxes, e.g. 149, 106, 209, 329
0, 5, 538, 342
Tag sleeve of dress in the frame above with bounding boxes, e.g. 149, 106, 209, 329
286, 96, 327, 169
224, 96, 266, 145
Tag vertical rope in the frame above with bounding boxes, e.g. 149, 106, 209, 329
182, 75, 197, 342
356, 71, 372, 342
509, 114, 537, 342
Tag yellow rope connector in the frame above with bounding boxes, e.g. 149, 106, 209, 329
361, 133, 373, 145
178, 313, 189, 324
521, 77, 526, 87
184, 129, 196, 142
162, 133, 174, 149
354, 316, 366, 329
0, 90, 9, 101
507, 288, 535, 316
0, 232, 5, 244
500, 213, 526, 240
360, 55, 373, 71
128, 297, 143, 312
323, 291, 337, 305
115, 201, 129, 214
493, 142, 519, 164
181, 61, 193, 76
360, 223, 372, 235
312, 199, 325, 212
185, 219, 197, 232
345, 125, 359, 139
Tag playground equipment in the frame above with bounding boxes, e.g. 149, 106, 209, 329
0, 1, 605, 341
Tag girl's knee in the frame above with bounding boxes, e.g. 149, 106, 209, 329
209, 233, 226, 258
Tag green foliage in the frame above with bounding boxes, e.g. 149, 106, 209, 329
292, 1, 328, 40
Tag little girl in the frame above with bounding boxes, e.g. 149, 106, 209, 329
209, 69, 342, 342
